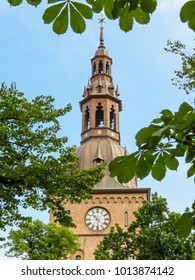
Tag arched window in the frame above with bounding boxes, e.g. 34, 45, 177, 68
106, 62, 109, 75
98, 60, 103, 74
110, 105, 116, 130
93, 158, 104, 166
85, 106, 90, 130
124, 211, 128, 227
93, 62, 96, 75
96, 103, 104, 127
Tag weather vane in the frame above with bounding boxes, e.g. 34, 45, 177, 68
98, 13, 105, 29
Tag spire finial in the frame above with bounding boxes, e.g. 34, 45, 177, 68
98, 14, 105, 48
98, 13, 105, 27
124, 145, 128, 156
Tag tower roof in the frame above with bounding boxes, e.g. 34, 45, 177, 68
76, 22, 137, 190
76, 139, 137, 189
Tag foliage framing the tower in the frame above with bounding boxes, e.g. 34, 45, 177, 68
6, 0, 195, 34
0, 83, 105, 233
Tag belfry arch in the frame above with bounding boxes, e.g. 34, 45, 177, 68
95, 103, 104, 127
84, 106, 90, 130
110, 105, 116, 130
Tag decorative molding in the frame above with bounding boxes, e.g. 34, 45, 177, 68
63, 192, 149, 205
83, 195, 143, 204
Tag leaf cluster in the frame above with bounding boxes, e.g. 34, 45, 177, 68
165, 40, 195, 95
0, 83, 104, 233
1, 219, 80, 259
177, 201, 195, 238
94, 193, 195, 260
180, 0, 195, 31
42, 0, 157, 34
90, 0, 157, 32
6, 1, 195, 34
109, 41, 195, 237
109, 101, 195, 182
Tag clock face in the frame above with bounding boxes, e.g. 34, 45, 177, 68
85, 207, 110, 231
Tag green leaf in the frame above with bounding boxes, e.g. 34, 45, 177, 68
115, 0, 126, 8
177, 212, 194, 238
161, 109, 173, 117
132, 7, 150, 24
52, 5, 68, 34
112, 3, 123, 19
137, 154, 150, 179
175, 102, 193, 121
152, 124, 176, 137
168, 145, 185, 157
136, 125, 160, 146
185, 147, 195, 163
72, 2, 93, 19
188, 14, 195, 30
180, 1, 195, 30
43, 2, 65, 24
160, 109, 173, 124
92, 0, 104, 13
180, 1, 195, 23
26, 0, 42, 6
104, 0, 114, 19
141, 0, 157, 14
8, 0, 23, 5
152, 155, 166, 181
119, 5, 134, 32
109, 153, 138, 183
144, 151, 157, 165
48, 0, 64, 3
152, 117, 163, 124
129, 0, 140, 11
70, 3, 86, 33
86, 0, 95, 4
187, 164, 195, 178
163, 152, 179, 171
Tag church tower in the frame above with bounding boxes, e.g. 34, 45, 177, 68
64, 24, 150, 260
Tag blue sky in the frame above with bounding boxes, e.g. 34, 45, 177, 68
0, 0, 194, 258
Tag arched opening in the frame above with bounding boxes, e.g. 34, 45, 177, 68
98, 60, 103, 74
124, 211, 128, 227
106, 62, 109, 75
96, 103, 104, 127
93, 62, 96, 75
75, 249, 84, 260
84, 106, 90, 130
110, 105, 116, 130
93, 158, 104, 166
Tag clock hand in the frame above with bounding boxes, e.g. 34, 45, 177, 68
90, 215, 97, 220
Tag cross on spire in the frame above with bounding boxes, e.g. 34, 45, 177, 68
98, 14, 105, 47
98, 14, 105, 29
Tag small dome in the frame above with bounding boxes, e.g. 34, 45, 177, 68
95, 46, 109, 56
76, 139, 137, 189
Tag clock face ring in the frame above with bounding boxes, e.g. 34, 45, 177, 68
85, 207, 110, 231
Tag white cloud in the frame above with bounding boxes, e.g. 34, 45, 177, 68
157, 0, 187, 13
